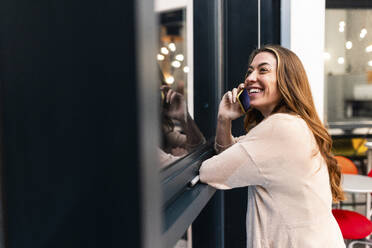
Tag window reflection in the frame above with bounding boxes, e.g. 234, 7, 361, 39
157, 9, 205, 169
325, 9, 372, 122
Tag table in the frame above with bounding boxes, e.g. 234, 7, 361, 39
366, 142, 372, 174
343, 174, 372, 193
342, 174, 372, 218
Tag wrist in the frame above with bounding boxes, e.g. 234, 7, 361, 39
217, 114, 232, 122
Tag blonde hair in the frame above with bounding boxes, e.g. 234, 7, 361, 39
244, 45, 344, 202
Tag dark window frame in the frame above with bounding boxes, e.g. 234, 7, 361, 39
159, 0, 223, 247
326, 0, 372, 9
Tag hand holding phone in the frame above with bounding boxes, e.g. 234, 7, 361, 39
237, 88, 250, 113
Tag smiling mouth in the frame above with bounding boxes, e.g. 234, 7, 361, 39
248, 88, 263, 96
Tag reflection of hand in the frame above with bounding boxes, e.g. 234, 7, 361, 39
218, 83, 245, 121
171, 147, 187, 156
161, 86, 187, 121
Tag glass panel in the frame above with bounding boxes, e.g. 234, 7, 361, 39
157, 9, 205, 169
325, 9, 372, 159
325, 9, 372, 122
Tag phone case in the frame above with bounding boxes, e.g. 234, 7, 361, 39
237, 88, 250, 113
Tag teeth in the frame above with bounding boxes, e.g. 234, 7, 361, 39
249, 88, 262, 93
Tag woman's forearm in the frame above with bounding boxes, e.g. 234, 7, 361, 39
215, 115, 234, 148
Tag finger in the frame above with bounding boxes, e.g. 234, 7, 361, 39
226, 91, 233, 104
232, 88, 238, 103
169, 91, 177, 104
166, 89, 173, 103
238, 83, 245, 91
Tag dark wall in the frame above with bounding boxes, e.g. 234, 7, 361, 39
193, 1, 224, 247
193, 0, 220, 139
0, 0, 143, 247
223, 0, 280, 247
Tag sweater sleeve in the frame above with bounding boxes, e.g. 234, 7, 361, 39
214, 135, 247, 154
200, 114, 313, 190
200, 142, 265, 189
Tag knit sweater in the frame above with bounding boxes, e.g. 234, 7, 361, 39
199, 113, 345, 248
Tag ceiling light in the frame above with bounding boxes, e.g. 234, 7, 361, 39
165, 76, 174, 84
368, 60, 372, 67
339, 21, 345, 27
360, 28, 367, 39
339, 27, 344, 33
337, 57, 344, 64
171, 61, 181, 68
157, 54, 165, 61
183, 66, 189, 73
366, 45, 372, 53
168, 43, 176, 52
323, 52, 331, 60
160, 47, 169, 55
175, 54, 184, 61
346, 41, 352, 49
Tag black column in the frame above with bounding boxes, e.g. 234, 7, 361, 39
0, 0, 160, 248
223, 0, 280, 247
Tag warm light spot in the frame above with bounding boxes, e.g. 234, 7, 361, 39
175, 54, 184, 61
157, 54, 165, 61
171, 61, 181, 68
168, 43, 176, 52
345, 41, 352, 49
165, 76, 174, 84
360, 28, 367, 39
366, 45, 372, 53
160, 47, 169, 55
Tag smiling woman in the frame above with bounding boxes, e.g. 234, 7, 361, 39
199, 45, 346, 247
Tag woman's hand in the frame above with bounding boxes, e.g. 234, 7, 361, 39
161, 86, 187, 122
218, 83, 245, 121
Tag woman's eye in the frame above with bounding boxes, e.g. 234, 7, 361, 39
259, 68, 269, 73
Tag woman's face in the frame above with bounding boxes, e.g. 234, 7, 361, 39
244, 51, 281, 117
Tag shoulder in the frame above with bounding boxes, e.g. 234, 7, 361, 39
267, 113, 303, 123
263, 113, 310, 138
266, 113, 306, 128
240, 113, 310, 143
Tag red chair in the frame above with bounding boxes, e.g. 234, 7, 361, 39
332, 209, 372, 247
332, 156, 372, 247
368, 170, 372, 178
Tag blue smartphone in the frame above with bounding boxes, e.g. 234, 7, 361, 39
237, 88, 250, 113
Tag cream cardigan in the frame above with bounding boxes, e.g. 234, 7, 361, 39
199, 113, 345, 248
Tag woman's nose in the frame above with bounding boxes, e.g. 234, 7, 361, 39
246, 70, 257, 83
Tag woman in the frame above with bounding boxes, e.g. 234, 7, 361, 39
199, 45, 345, 247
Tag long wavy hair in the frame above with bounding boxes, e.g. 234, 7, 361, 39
244, 45, 344, 202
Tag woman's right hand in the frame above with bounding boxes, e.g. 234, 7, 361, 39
218, 83, 246, 121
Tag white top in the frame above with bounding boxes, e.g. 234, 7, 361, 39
342, 174, 372, 193
199, 113, 345, 248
